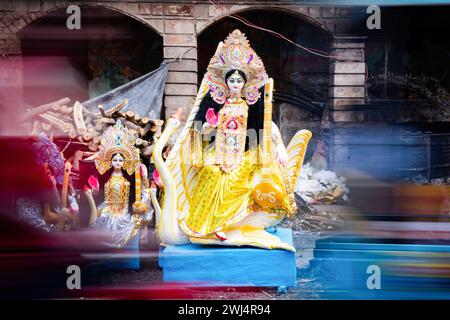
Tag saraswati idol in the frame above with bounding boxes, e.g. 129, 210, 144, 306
86, 119, 152, 247
150, 30, 311, 251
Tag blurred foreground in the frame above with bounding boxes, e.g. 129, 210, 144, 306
1, 127, 450, 299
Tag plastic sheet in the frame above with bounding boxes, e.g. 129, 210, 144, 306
82, 62, 169, 120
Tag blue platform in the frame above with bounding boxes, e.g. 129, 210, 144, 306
310, 235, 450, 299
159, 228, 297, 288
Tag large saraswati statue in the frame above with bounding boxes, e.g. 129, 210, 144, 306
150, 29, 311, 251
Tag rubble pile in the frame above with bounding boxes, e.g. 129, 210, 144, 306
20, 97, 164, 158
280, 194, 345, 232
295, 162, 349, 205
298, 209, 344, 232
279, 163, 350, 232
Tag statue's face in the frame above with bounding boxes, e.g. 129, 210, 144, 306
227, 72, 245, 94
111, 153, 125, 170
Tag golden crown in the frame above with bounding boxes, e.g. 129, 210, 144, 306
94, 119, 140, 175
206, 29, 268, 105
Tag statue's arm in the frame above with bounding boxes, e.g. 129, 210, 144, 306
139, 163, 154, 222
271, 121, 288, 166
195, 122, 215, 135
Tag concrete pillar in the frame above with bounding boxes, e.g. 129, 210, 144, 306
327, 37, 367, 173
163, 17, 198, 121
329, 37, 367, 123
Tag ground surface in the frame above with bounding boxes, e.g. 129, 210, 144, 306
91, 204, 352, 300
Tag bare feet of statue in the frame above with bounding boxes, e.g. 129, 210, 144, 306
215, 232, 227, 241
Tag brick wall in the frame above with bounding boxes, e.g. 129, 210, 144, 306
0, 1, 367, 123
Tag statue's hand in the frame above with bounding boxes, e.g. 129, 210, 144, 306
88, 175, 99, 195
68, 195, 79, 218
152, 170, 162, 187
276, 144, 288, 167
206, 108, 219, 128
132, 201, 148, 215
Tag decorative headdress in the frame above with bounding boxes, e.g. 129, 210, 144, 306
94, 120, 140, 175
206, 29, 268, 105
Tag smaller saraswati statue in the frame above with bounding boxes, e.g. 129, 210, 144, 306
88, 120, 153, 247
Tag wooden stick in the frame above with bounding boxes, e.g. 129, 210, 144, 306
148, 119, 164, 126
98, 105, 108, 118
83, 132, 93, 141
116, 111, 126, 118
93, 136, 101, 145
46, 110, 72, 123
105, 99, 128, 117
38, 113, 71, 132
73, 101, 87, 135
125, 111, 136, 122
68, 129, 77, 139
150, 124, 159, 133
139, 124, 152, 137
60, 105, 73, 115
122, 119, 140, 132
88, 141, 99, 152
128, 129, 138, 136
91, 130, 102, 138
72, 150, 84, 172
94, 122, 103, 131
99, 117, 116, 125
136, 138, 149, 148
19, 97, 71, 122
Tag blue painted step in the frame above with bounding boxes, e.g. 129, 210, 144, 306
307, 235, 450, 299
160, 228, 297, 288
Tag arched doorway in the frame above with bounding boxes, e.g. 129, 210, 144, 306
198, 9, 332, 158
363, 5, 450, 180
19, 6, 163, 108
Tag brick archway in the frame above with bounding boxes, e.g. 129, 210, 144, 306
196, 6, 333, 36
0, 3, 167, 133
12, 3, 163, 37
17, 5, 163, 109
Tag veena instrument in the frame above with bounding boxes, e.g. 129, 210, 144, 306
252, 78, 287, 209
